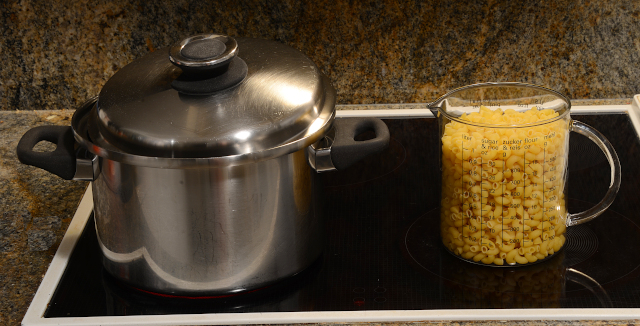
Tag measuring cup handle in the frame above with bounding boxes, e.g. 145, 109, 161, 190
567, 120, 621, 226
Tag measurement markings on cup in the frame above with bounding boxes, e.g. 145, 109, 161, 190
461, 137, 479, 248
461, 139, 468, 246
542, 147, 547, 247
480, 152, 484, 250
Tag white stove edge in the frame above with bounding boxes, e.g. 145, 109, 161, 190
22, 99, 640, 326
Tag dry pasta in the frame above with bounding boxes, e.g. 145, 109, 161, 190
440, 105, 570, 266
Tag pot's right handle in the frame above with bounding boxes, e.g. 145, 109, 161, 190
331, 118, 390, 170
309, 117, 390, 172
17, 125, 97, 181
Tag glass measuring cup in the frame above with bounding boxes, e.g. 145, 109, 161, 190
429, 82, 621, 266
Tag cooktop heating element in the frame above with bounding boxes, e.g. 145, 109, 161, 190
22, 101, 640, 325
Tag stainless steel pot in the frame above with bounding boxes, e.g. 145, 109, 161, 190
17, 34, 390, 295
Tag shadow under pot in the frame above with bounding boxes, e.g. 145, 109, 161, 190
16, 34, 390, 296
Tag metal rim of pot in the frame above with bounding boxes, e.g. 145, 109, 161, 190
69, 82, 335, 169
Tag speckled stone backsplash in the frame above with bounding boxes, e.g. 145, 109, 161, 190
1, 0, 639, 111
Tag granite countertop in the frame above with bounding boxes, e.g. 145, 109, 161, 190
1, 0, 640, 112
1, 105, 639, 325
0, 110, 87, 324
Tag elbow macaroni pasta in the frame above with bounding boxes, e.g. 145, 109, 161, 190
440, 106, 569, 266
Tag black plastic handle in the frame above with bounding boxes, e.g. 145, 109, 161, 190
16, 125, 77, 180
330, 117, 391, 170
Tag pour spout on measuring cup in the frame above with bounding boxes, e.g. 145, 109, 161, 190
427, 97, 447, 118
429, 107, 440, 118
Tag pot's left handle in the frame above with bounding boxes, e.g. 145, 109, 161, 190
17, 126, 96, 181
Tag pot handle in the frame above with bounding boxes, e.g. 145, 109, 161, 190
331, 118, 390, 170
17, 125, 79, 180
310, 117, 390, 172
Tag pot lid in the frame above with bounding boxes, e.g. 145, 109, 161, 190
94, 34, 334, 158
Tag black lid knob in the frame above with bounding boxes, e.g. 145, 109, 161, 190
181, 38, 227, 60
169, 34, 247, 95
169, 34, 238, 71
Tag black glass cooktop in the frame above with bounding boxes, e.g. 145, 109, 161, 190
45, 113, 640, 317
